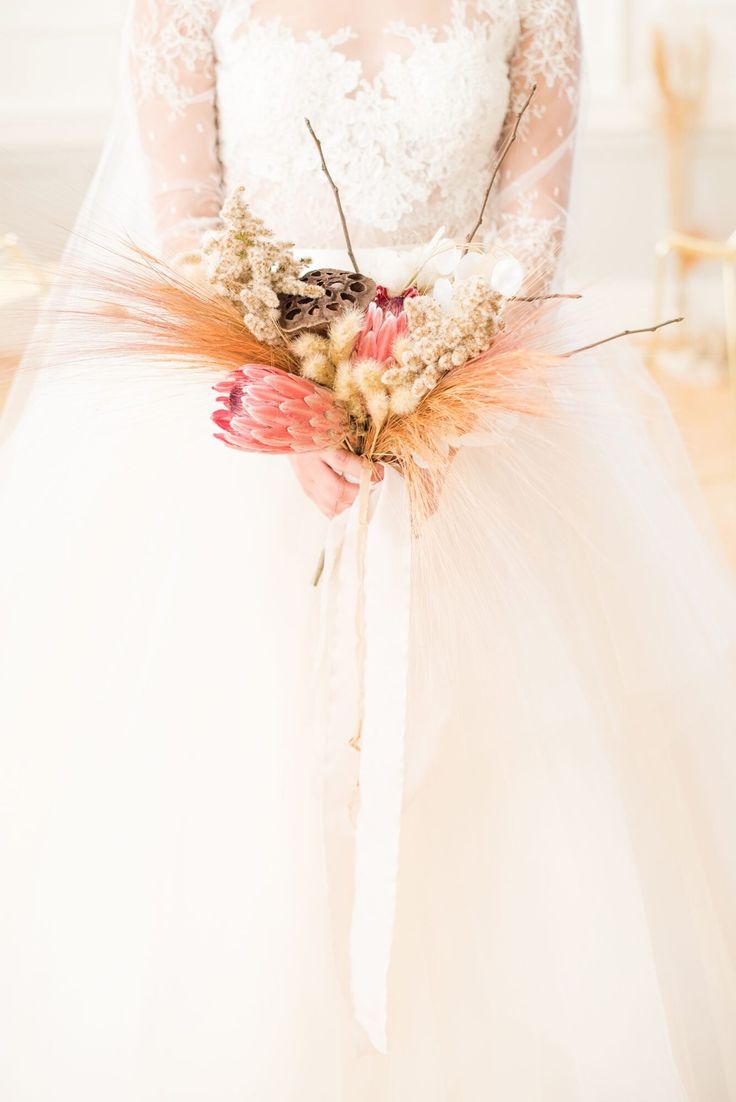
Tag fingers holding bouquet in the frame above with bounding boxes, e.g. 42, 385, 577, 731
290, 449, 383, 519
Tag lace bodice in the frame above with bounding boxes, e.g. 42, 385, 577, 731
128, 0, 581, 281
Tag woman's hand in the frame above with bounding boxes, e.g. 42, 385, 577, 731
289, 449, 383, 519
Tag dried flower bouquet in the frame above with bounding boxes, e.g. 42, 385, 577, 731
80, 90, 680, 525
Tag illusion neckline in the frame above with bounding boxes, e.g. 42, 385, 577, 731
216, 0, 508, 92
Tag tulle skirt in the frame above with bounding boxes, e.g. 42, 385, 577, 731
1, 338, 735, 1100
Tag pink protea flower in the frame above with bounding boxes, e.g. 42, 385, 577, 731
212, 364, 349, 454
356, 302, 410, 364
374, 285, 419, 316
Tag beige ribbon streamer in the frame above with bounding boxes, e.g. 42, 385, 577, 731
317, 464, 411, 1055
349, 465, 412, 1053
349, 460, 373, 752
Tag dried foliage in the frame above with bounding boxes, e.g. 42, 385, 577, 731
66, 241, 298, 376
370, 343, 563, 524
180, 185, 322, 345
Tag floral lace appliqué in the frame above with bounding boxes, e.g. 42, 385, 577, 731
130, 0, 581, 281
212, 0, 519, 248
131, 0, 220, 115
511, 0, 580, 117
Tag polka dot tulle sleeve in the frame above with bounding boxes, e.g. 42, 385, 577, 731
488, 0, 582, 288
128, 0, 225, 258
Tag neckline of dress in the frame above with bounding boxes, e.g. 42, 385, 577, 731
218, 0, 504, 92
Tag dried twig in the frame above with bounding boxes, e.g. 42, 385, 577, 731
464, 84, 537, 251
561, 316, 683, 358
513, 292, 583, 302
305, 117, 360, 274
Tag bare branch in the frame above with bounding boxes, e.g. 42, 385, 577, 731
513, 292, 583, 302
561, 316, 684, 358
464, 83, 537, 251
305, 117, 360, 274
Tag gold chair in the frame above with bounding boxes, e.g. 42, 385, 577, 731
0, 232, 49, 299
650, 230, 736, 394
0, 233, 51, 408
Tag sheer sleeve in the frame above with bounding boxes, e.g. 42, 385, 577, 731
127, 0, 224, 260
489, 0, 582, 288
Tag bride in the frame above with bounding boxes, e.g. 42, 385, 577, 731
1, 1, 735, 1098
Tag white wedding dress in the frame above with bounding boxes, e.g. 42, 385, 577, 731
1, 2, 736, 1099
